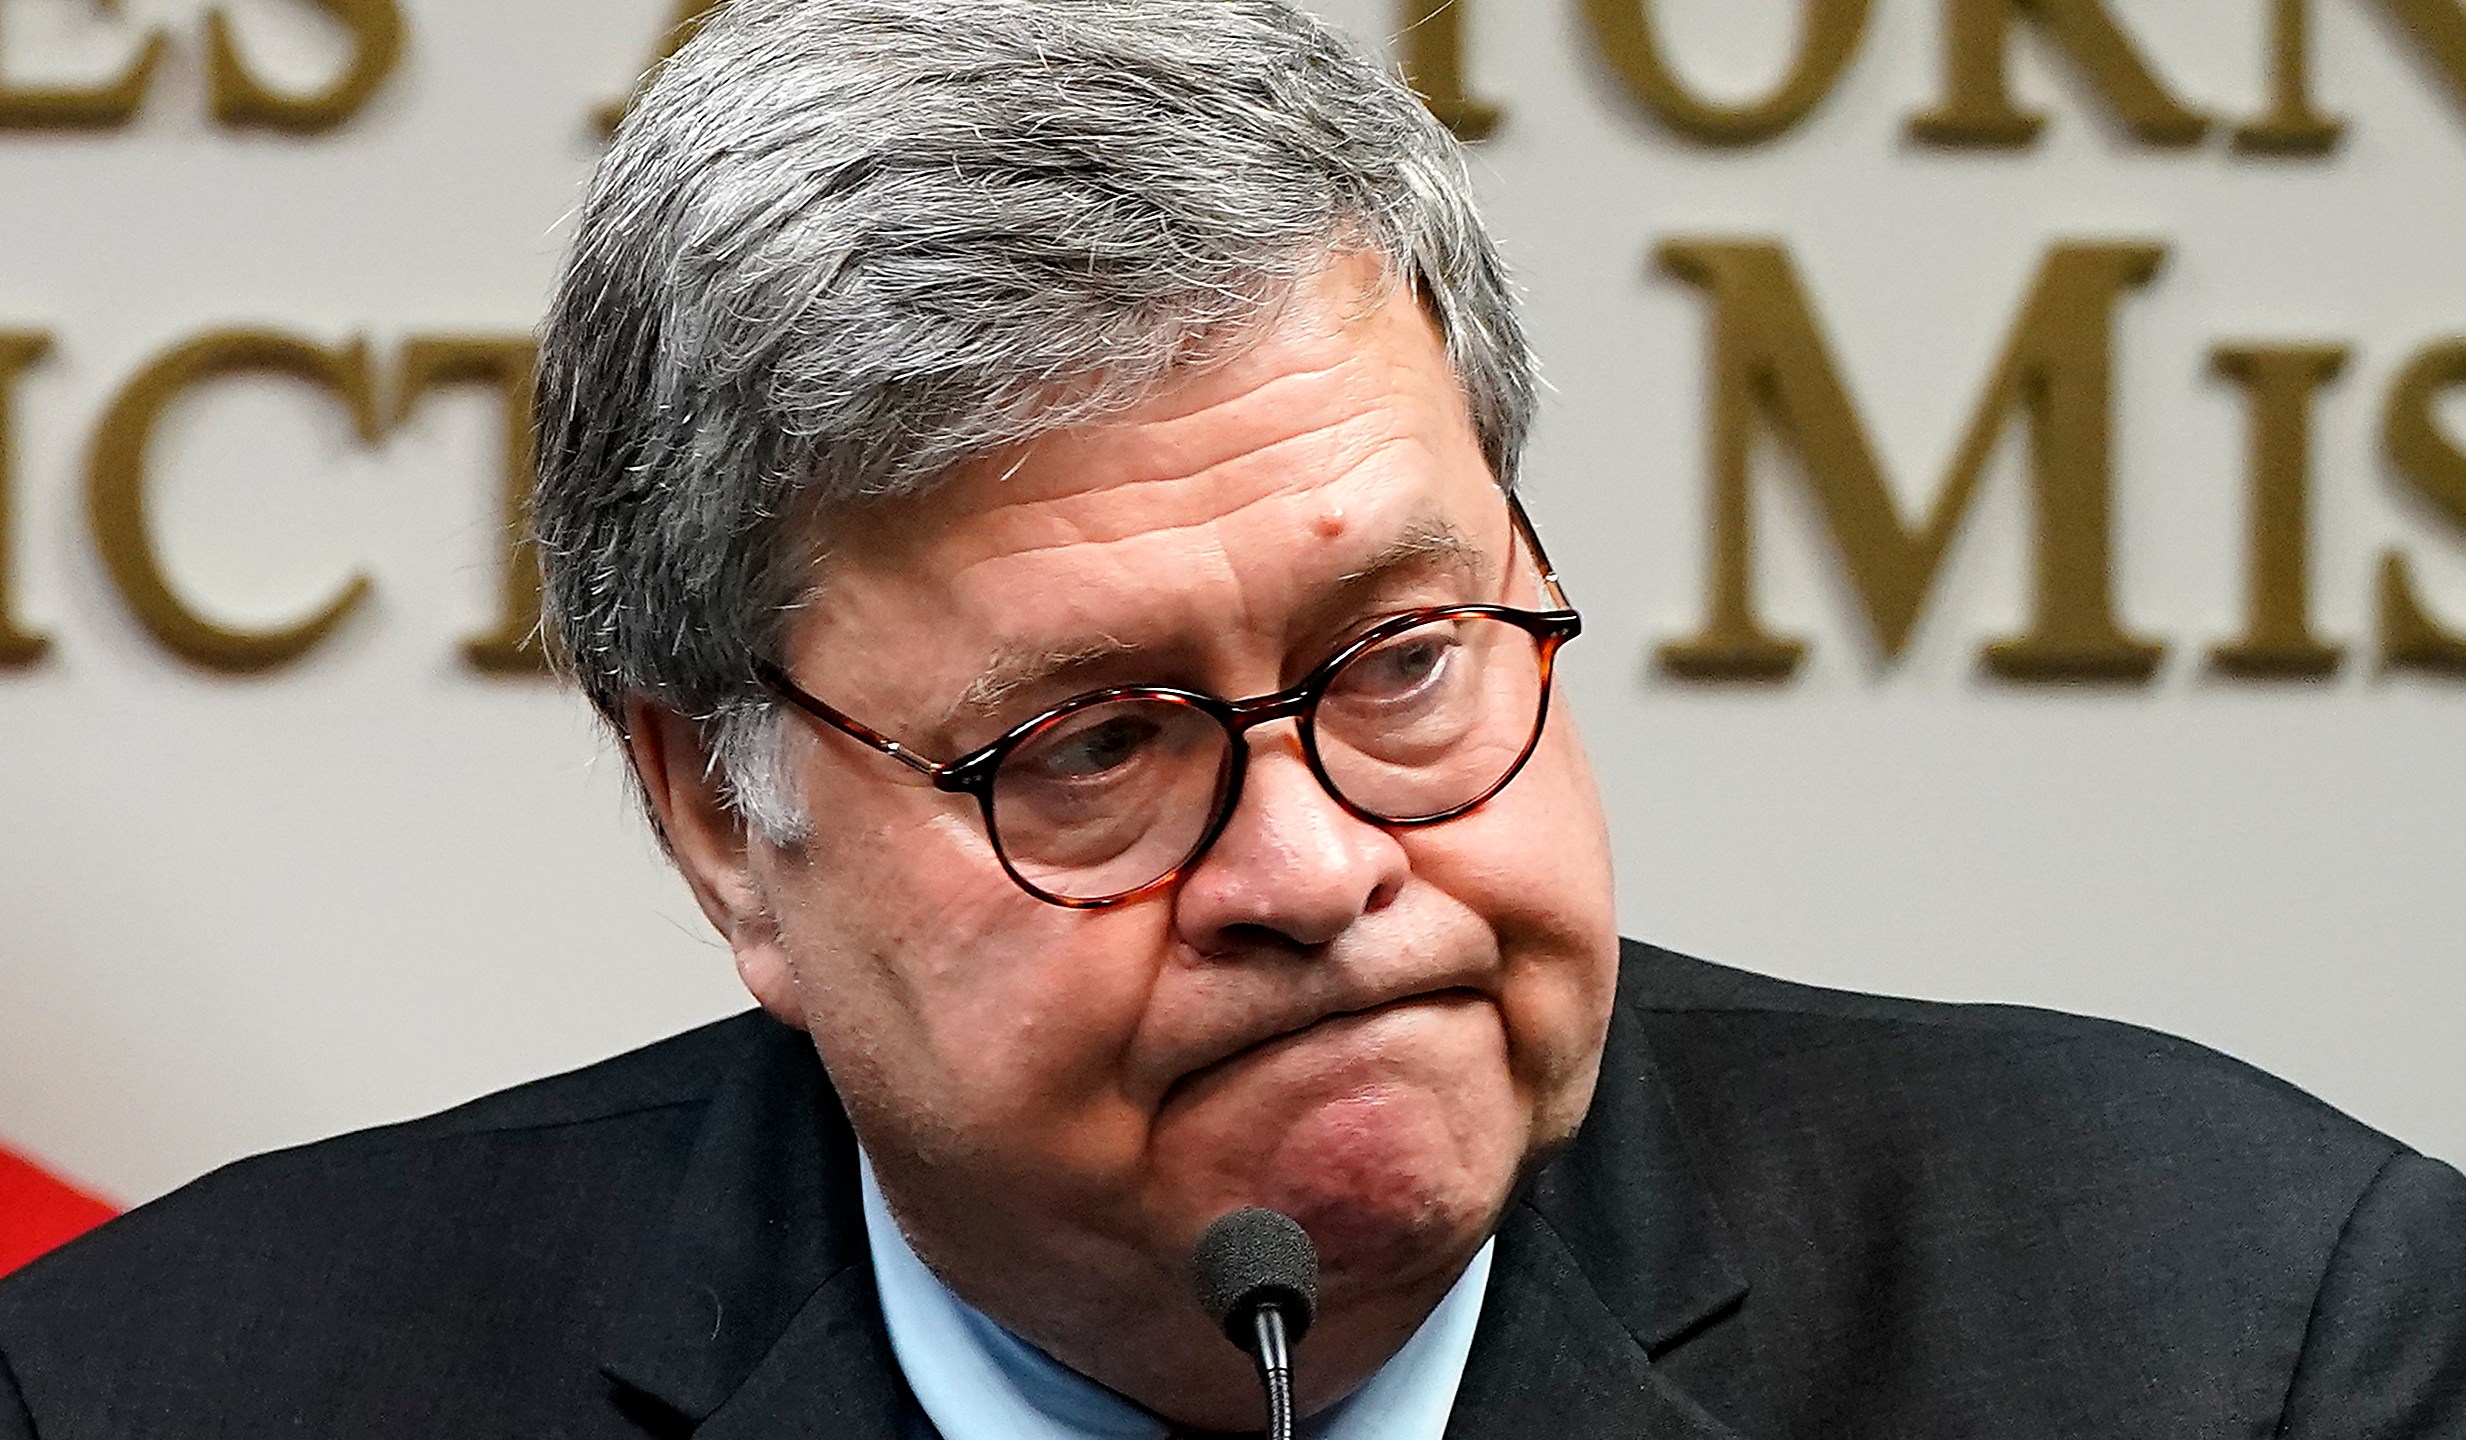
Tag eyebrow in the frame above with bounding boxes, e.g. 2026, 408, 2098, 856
941, 509, 1492, 735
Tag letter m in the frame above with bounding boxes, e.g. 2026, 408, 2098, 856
1655, 240, 2166, 681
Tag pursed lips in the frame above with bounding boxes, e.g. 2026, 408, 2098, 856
1159, 985, 1489, 1109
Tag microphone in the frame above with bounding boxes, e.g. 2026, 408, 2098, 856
1190, 1207, 1319, 1440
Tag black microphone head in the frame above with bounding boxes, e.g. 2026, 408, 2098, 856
1190, 1207, 1319, 1347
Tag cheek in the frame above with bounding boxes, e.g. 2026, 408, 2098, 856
777, 795, 1171, 1168
1410, 717, 1618, 1120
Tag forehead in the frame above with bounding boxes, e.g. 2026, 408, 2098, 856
795, 256, 1504, 716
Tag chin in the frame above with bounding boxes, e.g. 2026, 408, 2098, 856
1247, 1084, 1519, 1295
1279, 1188, 1493, 1298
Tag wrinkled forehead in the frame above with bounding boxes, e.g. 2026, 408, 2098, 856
816, 254, 1494, 594
786, 258, 1508, 719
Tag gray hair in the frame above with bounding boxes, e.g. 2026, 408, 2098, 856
533, 0, 1537, 844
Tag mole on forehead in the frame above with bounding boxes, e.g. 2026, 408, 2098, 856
942, 506, 1493, 727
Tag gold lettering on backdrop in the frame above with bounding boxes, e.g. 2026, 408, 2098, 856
0, 333, 53, 668
1909, 0, 2208, 147
205, 0, 402, 133
2374, 0, 2466, 115
1655, 240, 2166, 682
599, 0, 718, 137
2210, 346, 2349, 676
394, 336, 548, 675
2378, 339, 2466, 675
1399, 0, 1502, 141
2236, 0, 2345, 153
87, 331, 381, 674
0, 0, 167, 130
1583, 0, 1871, 145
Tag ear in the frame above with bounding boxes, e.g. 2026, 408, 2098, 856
622, 698, 809, 1027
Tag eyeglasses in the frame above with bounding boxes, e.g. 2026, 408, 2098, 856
757, 495, 1580, 908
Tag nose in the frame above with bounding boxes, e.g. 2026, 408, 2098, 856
1171, 729, 1409, 954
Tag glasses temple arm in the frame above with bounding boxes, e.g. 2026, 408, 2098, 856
756, 663, 945, 776
1505, 491, 1574, 610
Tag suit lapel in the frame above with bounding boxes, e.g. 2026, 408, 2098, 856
691, 1264, 922, 1440
1444, 1206, 1738, 1440
1446, 941, 1752, 1437
600, 1018, 918, 1439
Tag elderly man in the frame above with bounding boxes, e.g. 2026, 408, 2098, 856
3, 1, 2461, 1436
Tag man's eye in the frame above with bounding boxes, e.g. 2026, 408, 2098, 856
1014, 711, 1163, 782
1337, 629, 1459, 702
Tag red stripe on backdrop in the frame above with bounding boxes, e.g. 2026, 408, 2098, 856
0, 1143, 120, 1277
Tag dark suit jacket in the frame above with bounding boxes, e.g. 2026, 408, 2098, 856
4, 943, 2461, 1438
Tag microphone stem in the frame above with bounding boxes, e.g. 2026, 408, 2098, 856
1248, 1305, 1297, 1440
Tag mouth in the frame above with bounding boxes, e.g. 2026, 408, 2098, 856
1164, 987, 1486, 1108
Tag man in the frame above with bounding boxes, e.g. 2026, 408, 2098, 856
3, 1, 2460, 1436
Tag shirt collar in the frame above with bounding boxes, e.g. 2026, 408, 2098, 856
859, 1151, 1493, 1440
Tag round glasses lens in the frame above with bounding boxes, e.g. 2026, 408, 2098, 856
1312, 613, 1548, 822
989, 695, 1234, 902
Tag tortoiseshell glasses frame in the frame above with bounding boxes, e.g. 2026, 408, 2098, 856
757, 493, 1580, 908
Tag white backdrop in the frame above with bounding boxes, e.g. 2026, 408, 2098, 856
1, 0, 2459, 1206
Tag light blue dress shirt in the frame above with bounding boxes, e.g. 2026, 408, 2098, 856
860, 1153, 1493, 1440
